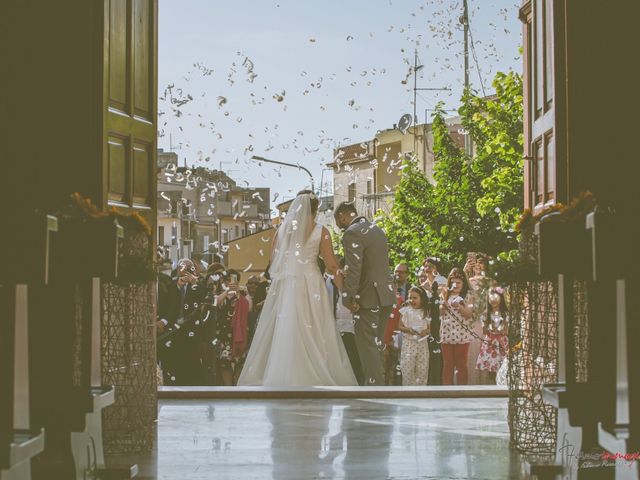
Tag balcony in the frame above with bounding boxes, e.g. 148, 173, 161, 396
214, 201, 232, 216
362, 191, 394, 216
212, 200, 260, 219
331, 140, 376, 166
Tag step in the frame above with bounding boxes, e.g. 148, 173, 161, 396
95, 463, 138, 480
542, 383, 569, 409
598, 422, 630, 456
6, 429, 45, 468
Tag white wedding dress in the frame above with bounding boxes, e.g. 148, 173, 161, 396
237, 194, 357, 387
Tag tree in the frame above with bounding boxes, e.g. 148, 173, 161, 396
380, 71, 523, 274
460, 71, 524, 233
379, 154, 437, 273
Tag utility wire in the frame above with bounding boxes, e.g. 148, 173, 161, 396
467, 11, 487, 97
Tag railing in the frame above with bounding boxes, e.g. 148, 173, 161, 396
362, 191, 395, 216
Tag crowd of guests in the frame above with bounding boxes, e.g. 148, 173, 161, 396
380, 254, 510, 386
156, 258, 270, 386
155, 251, 510, 387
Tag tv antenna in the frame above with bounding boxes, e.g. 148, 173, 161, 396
397, 114, 413, 134
411, 49, 450, 155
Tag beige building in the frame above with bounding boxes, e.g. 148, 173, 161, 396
157, 149, 271, 267
331, 118, 465, 218
225, 227, 276, 276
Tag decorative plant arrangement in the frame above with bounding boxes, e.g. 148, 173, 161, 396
63, 193, 156, 283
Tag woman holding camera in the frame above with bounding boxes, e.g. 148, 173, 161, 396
439, 268, 475, 385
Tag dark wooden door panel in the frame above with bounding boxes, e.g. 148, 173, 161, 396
133, 141, 152, 204
108, 0, 128, 111
103, 0, 157, 210
133, 0, 152, 118
108, 136, 127, 203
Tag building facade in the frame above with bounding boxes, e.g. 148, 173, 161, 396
331, 119, 464, 219
157, 148, 271, 266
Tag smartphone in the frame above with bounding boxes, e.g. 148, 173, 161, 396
435, 275, 448, 286
230, 273, 238, 284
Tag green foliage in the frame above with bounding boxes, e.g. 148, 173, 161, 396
380, 71, 523, 277
460, 71, 524, 232
329, 225, 344, 257
378, 155, 437, 272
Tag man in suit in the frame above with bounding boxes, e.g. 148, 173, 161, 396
334, 202, 395, 386
394, 263, 410, 301
157, 258, 206, 385
245, 275, 261, 345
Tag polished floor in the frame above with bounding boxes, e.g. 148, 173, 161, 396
109, 397, 524, 480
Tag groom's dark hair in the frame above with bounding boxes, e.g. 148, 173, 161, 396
297, 189, 319, 215
334, 201, 357, 217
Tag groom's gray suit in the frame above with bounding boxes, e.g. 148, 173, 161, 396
342, 216, 395, 385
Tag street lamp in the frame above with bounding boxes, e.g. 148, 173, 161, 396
250, 155, 315, 193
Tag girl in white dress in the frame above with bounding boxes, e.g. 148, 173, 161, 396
398, 286, 432, 386
237, 191, 357, 387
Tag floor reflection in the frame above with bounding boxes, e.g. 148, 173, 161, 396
266, 400, 400, 479
116, 397, 522, 479
266, 402, 334, 479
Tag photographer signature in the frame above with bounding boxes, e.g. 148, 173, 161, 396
558, 434, 638, 469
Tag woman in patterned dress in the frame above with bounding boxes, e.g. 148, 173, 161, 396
439, 268, 476, 385
476, 286, 510, 383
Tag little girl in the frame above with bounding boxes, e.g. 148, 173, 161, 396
398, 286, 431, 386
476, 286, 509, 382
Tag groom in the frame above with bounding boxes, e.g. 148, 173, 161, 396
334, 202, 395, 386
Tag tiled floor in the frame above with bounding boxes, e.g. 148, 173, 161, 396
109, 397, 524, 480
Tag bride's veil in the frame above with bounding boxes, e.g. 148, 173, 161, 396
269, 193, 315, 279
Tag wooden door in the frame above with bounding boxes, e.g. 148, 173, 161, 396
102, 0, 158, 218
522, 0, 566, 211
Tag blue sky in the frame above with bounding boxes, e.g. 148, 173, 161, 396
158, 0, 522, 208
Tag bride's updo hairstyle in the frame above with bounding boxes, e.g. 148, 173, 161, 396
297, 189, 319, 216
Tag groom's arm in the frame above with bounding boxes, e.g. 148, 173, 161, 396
342, 228, 364, 307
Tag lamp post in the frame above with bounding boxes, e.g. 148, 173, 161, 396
250, 155, 315, 193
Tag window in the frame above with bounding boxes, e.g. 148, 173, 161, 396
171, 223, 178, 245
235, 225, 240, 238
366, 180, 373, 195
158, 226, 165, 244
348, 183, 356, 202
181, 200, 191, 216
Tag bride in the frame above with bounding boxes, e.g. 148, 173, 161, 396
237, 190, 357, 386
